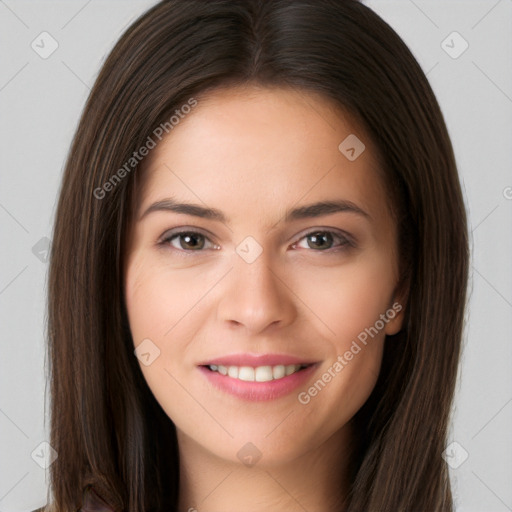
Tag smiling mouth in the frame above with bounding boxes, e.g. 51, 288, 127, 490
201, 363, 312, 382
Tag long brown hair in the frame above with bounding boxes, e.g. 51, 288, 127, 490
44, 1, 469, 510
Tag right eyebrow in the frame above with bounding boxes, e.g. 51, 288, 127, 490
139, 198, 227, 222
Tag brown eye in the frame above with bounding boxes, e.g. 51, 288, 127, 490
174, 232, 205, 250
161, 231, 218, 252
293, 230, 352, 252
306, 232, 334, 250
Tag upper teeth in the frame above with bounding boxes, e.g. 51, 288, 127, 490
208, 364, 304, 382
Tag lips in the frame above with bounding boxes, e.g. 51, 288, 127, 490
198, 361, 319, 401
196, 353, 320, 400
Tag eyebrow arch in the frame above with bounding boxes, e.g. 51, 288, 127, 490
139, 197, 371, 223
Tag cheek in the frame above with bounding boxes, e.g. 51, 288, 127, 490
125, 273, 168, 346
125, 254, 208, 345
294, 250, 397, 347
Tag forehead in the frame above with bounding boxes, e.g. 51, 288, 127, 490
134, 85, 389, 227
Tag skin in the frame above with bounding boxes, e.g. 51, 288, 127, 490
124, 85, 406, 512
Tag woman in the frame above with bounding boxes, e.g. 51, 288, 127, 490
40, 0, 469, 510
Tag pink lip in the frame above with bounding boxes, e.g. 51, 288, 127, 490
198, 363, 320, 402
198, 353, 316, 367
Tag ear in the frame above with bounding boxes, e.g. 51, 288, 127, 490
384, 282, 409, 336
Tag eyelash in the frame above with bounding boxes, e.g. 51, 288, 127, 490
158, 228, 354, 256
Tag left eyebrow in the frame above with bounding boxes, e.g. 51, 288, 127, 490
284, 199, 371, 222
138, 197, 371, 223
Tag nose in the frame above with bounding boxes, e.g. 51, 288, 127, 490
216, 250, 297, 335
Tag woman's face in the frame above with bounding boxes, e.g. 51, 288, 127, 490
124, 85, 405, 467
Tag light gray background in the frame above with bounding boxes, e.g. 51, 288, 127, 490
0, 1, 511, 511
